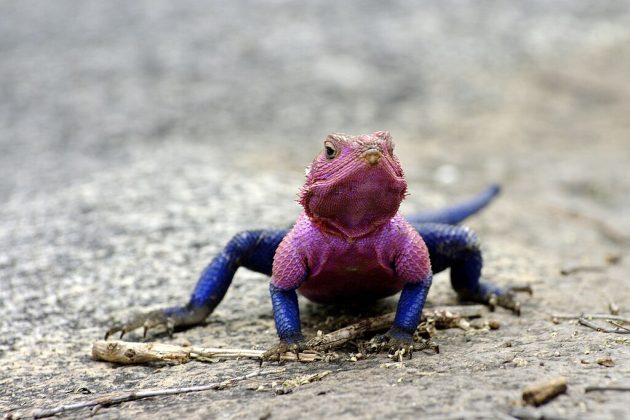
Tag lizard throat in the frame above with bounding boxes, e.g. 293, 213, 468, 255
302, 163, 407, 238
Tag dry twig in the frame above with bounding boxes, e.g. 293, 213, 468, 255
578, 318, 630, 334
552, 313, 630, 322
522, 377, 568, 406
92, 341, 321, 364
560, 254, 622, 276
4, 368, 286, 420
609, 320, 630, 333
552, 313, 630, 334
585, 385, 630, 393
560, 264, 607, 276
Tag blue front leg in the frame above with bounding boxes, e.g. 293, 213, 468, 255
269, 284, 304, 344
388, 277, 433, 341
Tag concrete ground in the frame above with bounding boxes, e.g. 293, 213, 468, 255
1, 1, 629, 418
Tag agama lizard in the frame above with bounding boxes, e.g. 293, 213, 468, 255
106, 131, 521, 357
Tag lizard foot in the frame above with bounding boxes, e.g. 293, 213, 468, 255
487, 285, 532, 316
369, 327, 415, 359
261, 339, 306, 364
105, 310, 175, 340
487, 291, 520, 316
460, 282, 532, 316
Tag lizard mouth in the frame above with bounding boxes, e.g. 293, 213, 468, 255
362, 148, 381, 166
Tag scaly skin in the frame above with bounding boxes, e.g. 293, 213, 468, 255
106, 131, 523, 358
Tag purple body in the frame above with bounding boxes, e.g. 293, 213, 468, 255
273, 212, 431, 303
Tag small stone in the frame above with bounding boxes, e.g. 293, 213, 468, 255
596, 356, 615, 367
605, 254, 621, 265
176, 338, 192, 347
608, 302, 620, 315
513, 357, 528, 367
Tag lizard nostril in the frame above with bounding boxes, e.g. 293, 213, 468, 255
362, 148, 381, 166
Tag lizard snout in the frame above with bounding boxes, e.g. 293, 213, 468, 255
362, 148, 382, 166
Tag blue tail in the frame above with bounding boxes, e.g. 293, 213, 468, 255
406, 184, 501, 225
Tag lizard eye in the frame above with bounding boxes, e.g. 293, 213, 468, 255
324, 141, 338, 160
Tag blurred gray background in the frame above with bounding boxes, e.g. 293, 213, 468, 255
1, 1, 629, 418
2, 1, 628, 202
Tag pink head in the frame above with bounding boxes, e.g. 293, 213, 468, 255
299, 131, 407, 238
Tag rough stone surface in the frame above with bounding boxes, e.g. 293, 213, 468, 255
1, 1, 629, 418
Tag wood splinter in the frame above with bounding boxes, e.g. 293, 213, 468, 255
522, 376, 568, 406
92, 341, 321, 364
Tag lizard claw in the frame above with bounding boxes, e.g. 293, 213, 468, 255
369, 327, 415, 359
261, 340, 306, 364
368, 327, 439, 358
461, 282, 531, 316
487, 291, 520, 315
105, 310, 173, 340
487, 285, 531, 316
506, 284, 533, 296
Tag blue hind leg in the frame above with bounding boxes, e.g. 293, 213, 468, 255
407, 184, 500, 225
413, 222, 521, 314
106, 229, 288, 338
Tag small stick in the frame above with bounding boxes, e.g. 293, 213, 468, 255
522, 376, 568, 406
191, 347, 320, 362
551, 313, 630, 323
609, 320, 630, 333
5, 368, 286, 420
585, 385, 630, 393
91, 341, 321, 364
91, 340, 191, 364
578, 318, 630, 334
560, 264, 606, 276
560, 254, 622, 276
307, 312, 394, 350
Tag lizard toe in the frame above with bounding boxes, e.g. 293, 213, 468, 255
370, 327, 415, 359
460, 281, 531, 316
105, 310, 172, 340
261, 340, 306, 364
